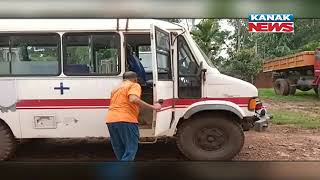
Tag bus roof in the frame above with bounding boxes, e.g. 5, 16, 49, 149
0, 19, 184, 32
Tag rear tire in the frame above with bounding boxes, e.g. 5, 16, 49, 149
274, 79, 289, 96
0, 121, 16, 161
176, 113, 244, 160
286, 79, 296, 95
317, 86, 320, 99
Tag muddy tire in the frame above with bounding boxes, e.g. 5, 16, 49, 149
286, 79, 296, 95
316, 86, 320, 99
274, 79, 289, 96
176, 113, 244, 160
0, 121, 16, 161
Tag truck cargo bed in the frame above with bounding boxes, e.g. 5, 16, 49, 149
263, 51, 315, 72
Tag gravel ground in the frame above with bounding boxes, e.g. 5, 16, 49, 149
10, 123, 320, 161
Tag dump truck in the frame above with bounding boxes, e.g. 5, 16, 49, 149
263, 49, 320, 97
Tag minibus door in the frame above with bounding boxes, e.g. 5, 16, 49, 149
150, 25, 174, 136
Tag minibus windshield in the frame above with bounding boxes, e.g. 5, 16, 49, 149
192, 38, 216, 68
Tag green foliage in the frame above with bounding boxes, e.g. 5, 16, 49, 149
218, 19, 320, 82
164, 18, 320, 82
191, 19, 229, 66
258, 88, 318, 102
221, 19, 263, 82
299, 41, 320, 51
222, 48, 262, 82
67, 47, 89, 64
258, 88, 320, 129
258, 19, 320, 59
269, 109, 320, 129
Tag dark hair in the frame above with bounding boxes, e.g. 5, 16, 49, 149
123, 71, 138, 80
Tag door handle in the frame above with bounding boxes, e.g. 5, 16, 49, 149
158, 99, 164, 104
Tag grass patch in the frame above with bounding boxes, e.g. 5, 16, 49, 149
269, 109, 320, 129
258, 88, 318, 102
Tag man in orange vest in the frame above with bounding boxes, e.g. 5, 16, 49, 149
106, 71, 162, 161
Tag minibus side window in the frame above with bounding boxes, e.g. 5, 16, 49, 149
155, 29, 172, 80
177, 36, 201, 98
63, 33, 120, 76
138, 45, 152, 72
0, 34, 60, 76
0, 36, 10, 74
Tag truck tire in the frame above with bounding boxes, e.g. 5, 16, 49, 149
274, 79, 289, 96
317, 86, 320, 99
286, 79, 296, 95
0, 121, 16, 161
176, 113, 244, 160
314, 87, 319, 95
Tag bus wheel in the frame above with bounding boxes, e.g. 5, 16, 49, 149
176, 114, 244, 160
0, 121, 16, 161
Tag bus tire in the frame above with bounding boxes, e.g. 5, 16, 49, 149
0, 121, 16, 161
176, 113, 244, 160
274, 79, 289, 96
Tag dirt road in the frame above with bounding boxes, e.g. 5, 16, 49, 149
10, 123, 320, 161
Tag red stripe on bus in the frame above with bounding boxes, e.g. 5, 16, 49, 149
17, 99, 110, 107
16, 97, 251, 109
174, 97, 251, 106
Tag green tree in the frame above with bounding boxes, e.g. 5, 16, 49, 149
191, 19, 229, 67
222, 48, 262, 83
222, 19, 263, 82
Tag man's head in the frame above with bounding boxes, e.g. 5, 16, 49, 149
123, 71, 138, 82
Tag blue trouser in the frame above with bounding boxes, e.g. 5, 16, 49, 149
106, 122, 139, 161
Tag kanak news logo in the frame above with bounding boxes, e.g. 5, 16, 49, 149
248, 14, 294, 33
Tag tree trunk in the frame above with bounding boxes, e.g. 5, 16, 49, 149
255, 37, 258, 56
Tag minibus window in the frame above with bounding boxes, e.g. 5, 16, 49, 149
155, 29, 172, 80
0, 36, 10, 74
138, 46, 152, 72
63, 33, 120, 76
0, 34, 60, 76
177, 36, 201, 98
193, 38, 216, 68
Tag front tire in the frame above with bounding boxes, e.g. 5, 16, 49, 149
176, 113, 244, 160
0, 121, 16, 161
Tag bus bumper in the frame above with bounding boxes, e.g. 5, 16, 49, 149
253, 108, 272, 132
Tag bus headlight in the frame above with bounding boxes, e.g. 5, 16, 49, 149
248, 98, 257, 111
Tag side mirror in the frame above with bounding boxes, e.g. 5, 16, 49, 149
199, 61, 207, 81
197, 61, 207, 75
